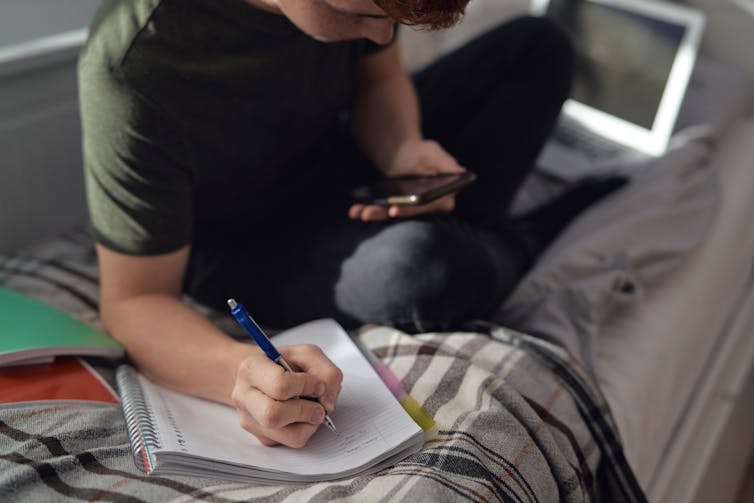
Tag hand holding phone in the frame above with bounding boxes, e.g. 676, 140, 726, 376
348, 172, 475, 222
351, 172, 476, 206
349, 138, 470, 221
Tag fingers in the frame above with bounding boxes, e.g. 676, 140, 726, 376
348, 194, 456, 222
249, 363, 325, 402
348, 204, 365, 220
234, 386, 325, 428
280, 345, 343, 412
231, 344, 343, 448
237, 350, 330, 403
347, 138, 464, 222
235, 401, 322, 448
349, 203, 389, 222
349, 199, 455, 221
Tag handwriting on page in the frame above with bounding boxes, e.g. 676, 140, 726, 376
276, 376, 414, 470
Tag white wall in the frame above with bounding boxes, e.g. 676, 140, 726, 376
0, 0, 99, 253
0, 0, 100, 48
686, 0, 754, 82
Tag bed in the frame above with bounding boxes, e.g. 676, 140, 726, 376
523, 117, 754, 501
594, 119, 754, 502
2, 0, 753, 501
0, 230, 644, 501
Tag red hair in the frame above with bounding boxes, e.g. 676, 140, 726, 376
373, 0, 471, 30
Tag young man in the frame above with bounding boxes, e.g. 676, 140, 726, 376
79, 0, 590, 448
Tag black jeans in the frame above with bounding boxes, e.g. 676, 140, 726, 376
185, 17, 573, 332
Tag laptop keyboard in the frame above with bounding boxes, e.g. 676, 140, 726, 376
553, 118, 628, 160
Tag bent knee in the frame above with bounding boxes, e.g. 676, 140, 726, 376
334, 221, 473, 330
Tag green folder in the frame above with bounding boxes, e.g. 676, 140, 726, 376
0, 287, 124, 367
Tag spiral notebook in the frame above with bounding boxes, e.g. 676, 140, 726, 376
117, 319, 424, 484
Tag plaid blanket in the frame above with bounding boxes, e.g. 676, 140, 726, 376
0, 229, 646, 502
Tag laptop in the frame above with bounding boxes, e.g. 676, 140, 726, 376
530, 0, 706, 176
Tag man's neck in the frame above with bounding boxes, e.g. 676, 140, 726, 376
244, 0, 282, 15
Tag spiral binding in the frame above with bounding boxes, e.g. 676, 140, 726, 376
116, 365, 162, 474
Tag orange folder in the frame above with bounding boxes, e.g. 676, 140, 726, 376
0, 356, 119, 404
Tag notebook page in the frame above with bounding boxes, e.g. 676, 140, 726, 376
142, 319, 421, 476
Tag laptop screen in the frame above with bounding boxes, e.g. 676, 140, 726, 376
545, 0, 687, 130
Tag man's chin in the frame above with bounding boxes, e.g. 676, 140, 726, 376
309, 33, 363, 43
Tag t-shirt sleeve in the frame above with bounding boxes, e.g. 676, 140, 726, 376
78, 57, 194, 256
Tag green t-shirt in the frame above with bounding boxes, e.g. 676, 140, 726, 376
79, 0, 390, 255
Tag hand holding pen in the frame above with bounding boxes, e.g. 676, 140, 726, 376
227, 299, 340, 446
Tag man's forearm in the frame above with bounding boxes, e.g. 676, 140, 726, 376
351, 70, 422, 173
101, 294, 254, 405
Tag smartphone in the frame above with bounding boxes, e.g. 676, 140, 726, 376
351, 172, 476, 206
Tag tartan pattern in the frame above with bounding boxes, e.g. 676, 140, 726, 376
0, 229, 646, 502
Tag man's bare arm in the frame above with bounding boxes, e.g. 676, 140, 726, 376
351, 40, 422, 173
96, 243, 342, 447
349, 38, 465, 222
97, 244, 251, 403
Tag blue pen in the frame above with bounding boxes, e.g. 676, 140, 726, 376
227, 298, 337, 433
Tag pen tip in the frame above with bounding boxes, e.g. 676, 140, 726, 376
325, 416, 337, 434
227, 299, 237, 309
